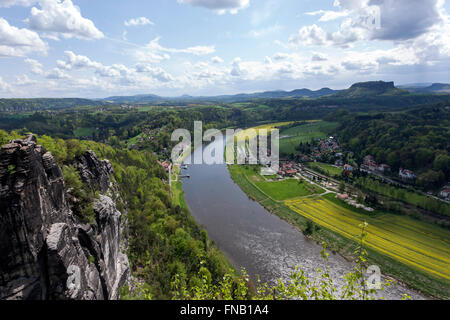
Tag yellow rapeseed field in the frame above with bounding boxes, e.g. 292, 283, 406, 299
234, 122, 293, 142
285, 197, 450, 280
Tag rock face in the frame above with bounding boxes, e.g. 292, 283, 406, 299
0, 135, 130, 300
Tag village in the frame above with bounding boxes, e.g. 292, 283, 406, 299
156, 135, 450, 206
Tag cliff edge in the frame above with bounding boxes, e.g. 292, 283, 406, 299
0, 134, 130, 300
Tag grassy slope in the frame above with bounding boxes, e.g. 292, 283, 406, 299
307, 162, 343, 176
236, 165, 324, 201
228, 164, 450, 299
279, 121, 338, 154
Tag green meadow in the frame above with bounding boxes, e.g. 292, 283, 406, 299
279, 121, 338, 154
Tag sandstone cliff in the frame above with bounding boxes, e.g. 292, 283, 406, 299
0, 134, 130, 300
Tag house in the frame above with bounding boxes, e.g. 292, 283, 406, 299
363, 155, 378, 171
337, 193, 349, 200
399, 168, 416, 181
377, 164, 391, 173
439, 188, 450, 199
343, 164, 354, 172
285, 169, 297, 177
158, 160, 171, 172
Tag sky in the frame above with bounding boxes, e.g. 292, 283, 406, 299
0, 0, 449, 98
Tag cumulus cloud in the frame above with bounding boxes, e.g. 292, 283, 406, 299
178, 0, 249, 14
25, 58, 44, 74
46, 67, 70, 79
14, 74, 37, 86
0, 0, 36, 7
289, 24, 328, 46
211, 56, 224, 63
57, 51, 123, 77
132, 37, 215, 63
305, 10, 349, 22
292, 0, 443, 47
0, 17, 47, 57
311, 52, 328, 61
124, 17, 154, 27
135, 63, 173, 82
26, 0, 104, 39
368, 0, 442, 41
0, 76, 12, 92
55, 50, 175, 84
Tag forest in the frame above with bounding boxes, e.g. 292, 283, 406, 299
334, 102, 450, 189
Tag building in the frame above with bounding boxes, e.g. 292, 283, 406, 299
377, 164, 391, 173
439, 188, 450, 199
398, 168, 416, 181
343, 164, 354, 172
284, 169, 296, 177
337, 193, 349, 200
158, 160, 171, 172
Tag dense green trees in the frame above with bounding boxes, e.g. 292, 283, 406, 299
0, 130, 232, 299
335, 102, 450, 189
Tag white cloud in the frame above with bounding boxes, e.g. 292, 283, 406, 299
135, 63, 174, 82
296, 0, 443, 48
211, 56, 224, 63
182, 45, 215, 55
230, 57, 243, 76
311, 52, 328, 61
289, 24, 328, 46
305, 10, 349, 22
0, 76, 12, 92
124, 17, 154, 27
46, 67, 70, 79
0, 0, 36, 7
25, 58, 44, 74
178, 0, 249, 14
0, 17, 47, 57
14, 74, 37, 85
57, 51, 124, 78
26, 0, 104, 40
132, 37, 215, 63
55, 51, 175, 84
248, 24, 282, 38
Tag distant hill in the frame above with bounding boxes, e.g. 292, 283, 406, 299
0, 98, 103, 112
331, 81, 408, 98
103, 87, 339, 104
401, 83, 450, 93
103, 94, 163, 104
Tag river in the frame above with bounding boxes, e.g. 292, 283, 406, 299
181, 136, 425, 300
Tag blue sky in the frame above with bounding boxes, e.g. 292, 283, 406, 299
0, 0, 449, 98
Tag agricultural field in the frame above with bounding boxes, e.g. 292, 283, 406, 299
231, 165, 324, 201
234, 121, 294, 142
255, 179, 324, 201
307, 162, 343, 176
279, 121, 338, 154
285, 196, 450, 281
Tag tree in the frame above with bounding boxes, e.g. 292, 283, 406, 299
417, 170, 445, 190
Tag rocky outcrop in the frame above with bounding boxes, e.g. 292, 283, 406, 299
0, 134, 130, 300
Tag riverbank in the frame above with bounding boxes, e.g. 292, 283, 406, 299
227, 164, 450, 299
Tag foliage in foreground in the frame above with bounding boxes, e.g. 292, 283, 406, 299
166, 223, 410, 300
